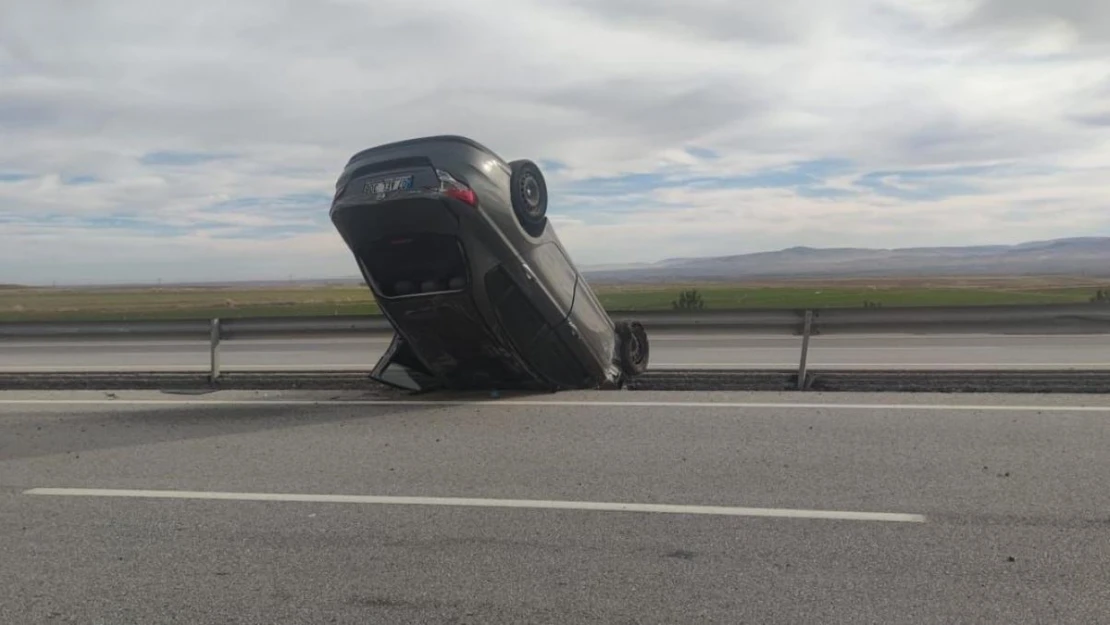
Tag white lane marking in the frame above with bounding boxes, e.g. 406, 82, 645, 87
0, 338, 396, 348
650, 335, 1110, 342
22, 488, 926, 523
652, 363, 1110, 369
0, 365, 212, 372
4, 363, 1110, 372
5, 334, 1106, 347
4, 398, 1110, 412
0, 365, 368, 372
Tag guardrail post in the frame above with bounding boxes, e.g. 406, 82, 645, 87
797, 310, 813, 390
209, 318, 221, 382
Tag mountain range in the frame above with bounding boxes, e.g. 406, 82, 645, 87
24, 237, 1110, 288
579, 237, 1110, 283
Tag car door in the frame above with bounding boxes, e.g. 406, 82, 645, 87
524, 241, 578, 322
527, 240, 615, 373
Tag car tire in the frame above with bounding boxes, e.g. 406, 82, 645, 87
508, 159, 547, 236
616, 320, 649, 376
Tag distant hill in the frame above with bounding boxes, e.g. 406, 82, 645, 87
34, 277, 368, 289
19, 237, 1110, 289
580, 237, 1110, 283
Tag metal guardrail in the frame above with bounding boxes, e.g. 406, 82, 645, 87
0, 316, 394, 340
3, 302, 1110, 389
4, 303, 1110, 339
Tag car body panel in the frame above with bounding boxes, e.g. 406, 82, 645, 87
329, 135, 627, 391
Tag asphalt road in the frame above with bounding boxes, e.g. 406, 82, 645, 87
3, 331, 1110, 372
2, 389, 1109, 624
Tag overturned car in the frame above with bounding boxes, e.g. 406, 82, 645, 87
328, 135, 649, 392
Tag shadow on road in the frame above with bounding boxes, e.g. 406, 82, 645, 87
0, 398, 455, 462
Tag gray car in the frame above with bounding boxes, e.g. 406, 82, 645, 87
329, 135, 650, 392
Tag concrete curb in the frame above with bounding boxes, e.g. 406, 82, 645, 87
4, 369, 1110, 394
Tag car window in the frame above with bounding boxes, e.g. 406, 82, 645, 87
372, 361, 427, 391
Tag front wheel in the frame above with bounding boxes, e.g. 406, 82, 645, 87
616, 320, 649, 376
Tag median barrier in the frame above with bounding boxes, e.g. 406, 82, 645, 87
3, 302, 1110, 388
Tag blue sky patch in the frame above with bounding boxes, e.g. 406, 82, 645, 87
685, 146, 719, 160
688, 158, 856, 190
692, 169, 816, 189
81, 215, 185, 235
205, 223, 324, 240
139, 150, 236, 166
208, 191, 332, 210
565, 158, 861, 198
15, 188, 336, 238
198, 191, 335, 231
552, 186, 673, 219
11, 212, 189, 236
563, 171, 677, 196
0, 172, 34, 183
854, 164, 997, 200
792, 158, 856, 177
62, 174, 100, 185
541, 156, 1017, 211
539, 159, 568, 173
796, 186, 859, 200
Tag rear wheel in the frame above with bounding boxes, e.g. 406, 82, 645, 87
616, 320, 649, 376
509, 159, 547, 236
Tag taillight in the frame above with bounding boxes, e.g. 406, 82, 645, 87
444, 187, 477, 206
436, 169, 478, 207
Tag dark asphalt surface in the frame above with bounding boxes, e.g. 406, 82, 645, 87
2, 390, 1109, 624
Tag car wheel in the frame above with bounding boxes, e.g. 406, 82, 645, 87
616, 320, 649, 376
509, 159, 547, 235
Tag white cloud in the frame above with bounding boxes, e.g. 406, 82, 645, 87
1, 0, 1109, 284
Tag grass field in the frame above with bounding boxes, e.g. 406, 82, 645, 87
2, 276, 1108, 322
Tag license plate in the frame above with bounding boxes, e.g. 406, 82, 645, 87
363, 174, 414, 199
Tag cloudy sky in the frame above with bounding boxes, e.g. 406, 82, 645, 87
2, 0, 1108, 285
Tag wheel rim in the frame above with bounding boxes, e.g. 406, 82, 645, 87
520, 173, 542, 217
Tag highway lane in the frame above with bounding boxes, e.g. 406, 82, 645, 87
3, 331, 1110, 372
1, 389, 1108, 624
